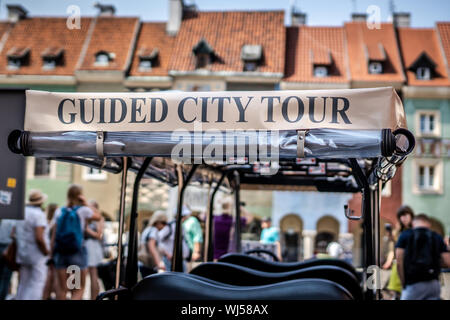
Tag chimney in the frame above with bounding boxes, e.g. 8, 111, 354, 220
94, 3, 116, 16
351, 13, 367, 22
291, 7, 307, 26
167, 0, 183, 36
6, 5, 28, 23
393, 12, 410, 28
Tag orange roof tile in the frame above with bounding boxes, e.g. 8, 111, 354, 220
129, 22, 175, 77
437, 22, 450, 70
0, 17, 92, 76
398, 27, 450, 86
79, 17, 139, 71
345, 22, 404, 83
284, 26, 349, 83
168, 11, 285, 74
0, 22, 12, 38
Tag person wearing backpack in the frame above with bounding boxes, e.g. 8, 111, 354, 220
51, 185, 101, 300
396, 214, 450, 300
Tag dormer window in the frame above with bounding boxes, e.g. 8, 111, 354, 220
416, 67, 431, 80
192, 39, 214, 69
365, 43, 386, 74
241, 44, 262, 72
95, 51, 114, 66
7, 47, 30, 70
311, 49, 332, 78
368, 61, 383, 74
408, 51, 436, 81
314, 66, 328, 77
138, 48, 159, 72
41, 47, 64, 70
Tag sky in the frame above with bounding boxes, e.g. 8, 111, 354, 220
0, 0, 448, 27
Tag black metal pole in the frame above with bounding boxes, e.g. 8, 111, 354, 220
172, 164, 199, 272
349, 159, 374, 300
125, 157, 152, 288
115, 157, 129, 291
233, 170, 241, 253
204, 172, 227, 262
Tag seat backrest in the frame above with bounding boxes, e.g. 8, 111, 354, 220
219, 253, 359, 279
190, 262, 362, 300
131, 272, 353, 300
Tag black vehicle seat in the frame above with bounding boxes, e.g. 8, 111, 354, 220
130, 272, 353, 300
190, 262, 362, 300
219, 253, 359, 279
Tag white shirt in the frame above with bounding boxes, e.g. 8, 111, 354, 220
15, 206, 48, 265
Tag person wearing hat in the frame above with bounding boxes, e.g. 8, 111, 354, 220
139, 211, 167, 277
15, 190, 50, 300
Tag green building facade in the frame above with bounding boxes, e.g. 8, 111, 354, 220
402, 97, 450, 235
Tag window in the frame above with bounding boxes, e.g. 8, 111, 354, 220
416, 67, 431, 80
314, 66, 328, 78
83, 167, 107, 181
368, 61, 383, 74
244, 61, 257, 72
195, 53, 210, 69
7, 58, 21, 70
418, 165, 435, 190
138, 59, 152, 71
42, 58, 56, 70
94, 52, 111, 66
34, 159, 51, 176
413, 159, 443, 194
416, 110, 440, 137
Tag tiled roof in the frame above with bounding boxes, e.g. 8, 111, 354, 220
0, 18, 92, 75
129, 22, 175, 76
344, 22, 404, 83
78, 17, 139, 71
398, 27, 450, 86
284, 26, 349, 83
168, 11, 285, 74
436, 22, 450, 70
0, 22, 11, 38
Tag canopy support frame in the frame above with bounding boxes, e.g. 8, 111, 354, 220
125, 157, 152, 289
115, 157, 130, 293
172, 164, 199, 272
233, 170, 242, 253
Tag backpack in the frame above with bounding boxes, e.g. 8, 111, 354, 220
404, 229, 440, 284
54, 206, 83, 255
138, 227, 156, 268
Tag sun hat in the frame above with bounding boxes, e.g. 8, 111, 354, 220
28, 189, 48, 206
149, 210, 168, 226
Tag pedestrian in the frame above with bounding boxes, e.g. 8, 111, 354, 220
385, 205, 414, 299
213, 200, 233, 260
182, 207, 203, 262
260, 217, 279, 244
157, 213, 191, 271
84, 200, 105, 300
138, 211, 167, 278
396, 214, 450, 300
15, 190, 50, 300
42, 203, 60, 300
51, 184, 101, 300
0, 219, 16, 300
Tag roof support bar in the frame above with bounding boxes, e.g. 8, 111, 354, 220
233, 170, 242, 253
349, 158, 376, 301
115, 157, 130, 293
172, 164, 199, 272
125, 157, 152, 289
204, 171, 227, 262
